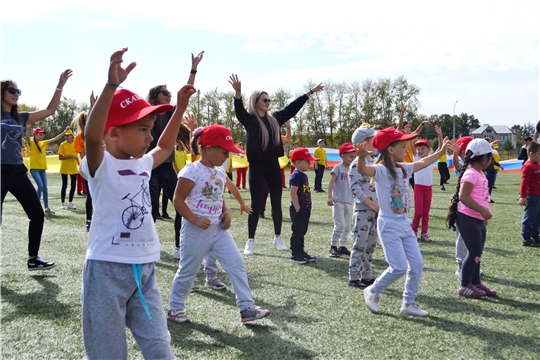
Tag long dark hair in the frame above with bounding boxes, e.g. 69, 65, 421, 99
1, 80, 20, 121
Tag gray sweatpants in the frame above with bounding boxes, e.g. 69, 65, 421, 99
168, 220, 254, 313
348, 209, 378, 281
82, 260, 174, 360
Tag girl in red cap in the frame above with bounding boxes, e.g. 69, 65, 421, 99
167, 124, 270, 324
356, 127, 449, 317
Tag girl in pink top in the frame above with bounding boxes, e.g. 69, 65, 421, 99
446, 139, 497, 299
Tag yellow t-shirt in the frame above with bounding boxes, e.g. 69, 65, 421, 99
173, 149, 188, 173
59, 141, 79, 175
28, 139, 49, 170
493, 152, 501, 170
405, 142, 414, 163
314, 147, 326, 166
438, 153, 447, 163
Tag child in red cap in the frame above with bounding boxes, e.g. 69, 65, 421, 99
289, 147, 319, 264
357, 127, 449, 317
411, 125, 444, 243
167, 124, 270, 324
80, 47, 196, 359
327, 142, 356, 257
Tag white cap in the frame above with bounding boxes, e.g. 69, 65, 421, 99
466, 139, 497, 158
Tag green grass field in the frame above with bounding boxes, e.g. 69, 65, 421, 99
1, 170, 539, 359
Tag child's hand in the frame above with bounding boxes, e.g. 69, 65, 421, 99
519, 197, 528, 207
355, 142, 373, 159
449, 142, 462, 154
191, 51, 205, 69
440, 136, 449, 151
327, 197, 334, 206
434, 124, 442, 135
108, 47, 136, 86
176, 85, 197, 109
479, 207, 492, 221
58, 69, 73, 87
240, 204, 253, 215
219, 209, 231, 230
366, 199, 380, 213
194, 216, 211, 230
183, 113, 197, 131
90, 90, 98, 107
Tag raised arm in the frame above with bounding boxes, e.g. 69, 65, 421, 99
228, 74, 242, 100
305, 83, 324, 98
27, 69, 73, 125
396, 101, 406, 131
85, 48, 136, 177
355, 142, 376, 177
413, 120, 430, 135
48, 126, 70, 145
435, 125, 443, 150
187, 51, 204, 85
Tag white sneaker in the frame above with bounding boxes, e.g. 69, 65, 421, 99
400, 302, 429, 317
273, 236, 288, 251
229, 193, 234, 199
61, 203, 67, 210
244, 239, 255, 255
172, 247, 180, 260
67, 202, 76, 209
363, 285, 380, 313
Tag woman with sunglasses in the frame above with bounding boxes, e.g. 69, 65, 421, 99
228, 74, 324, 256
1, 69, 72, 271
146, 51, 204, 259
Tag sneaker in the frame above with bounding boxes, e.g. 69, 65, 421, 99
156, 215, 163, 221
475, 283, 497, 297
419, 234, 433, 243
172, 247, 180, 260
273, 236, 288, 251
162, 213, 172, 220
167, 309, 190, 323
85, 220, 91, 232
458, 284, 486, 298
337, 246, 351, 257
229, 193, 234, 199
244, 239, 255, 256
259, 213, 265, 219
240, 305, 270, 323
61, 203, 67, 210
44, 207, 55, 215
400, 302, 429, 317
440, 185, 446, 191
361, 278, 375, 286
363, 285, 380, 313
27, 256, 55, 271
522, 238, 540, 247
290, 253, 307, 264
205, 277, 227, 290
348, 279, 368, 289
191, 280, 200, 293
328, 246, 341, 258
67, 202, 76, 209
455, 263, 462, 277
301, 251, 316, 262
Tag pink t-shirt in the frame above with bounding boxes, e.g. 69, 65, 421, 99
457, 167, 490, 220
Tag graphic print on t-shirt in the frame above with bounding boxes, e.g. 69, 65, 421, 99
120, 175, 151, 230
390, 184, 406, 214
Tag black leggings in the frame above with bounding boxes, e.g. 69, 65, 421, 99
61, 174, 77, 203
248, 160, 282, 238
1, 164, 45, 257
149, 162, 181, 247
438, 162, 450, 186
457, 212, 486, 287
83, 179, 93, 221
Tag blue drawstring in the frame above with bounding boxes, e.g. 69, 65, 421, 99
132, 264, 152, 323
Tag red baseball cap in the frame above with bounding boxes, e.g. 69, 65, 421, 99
290, 147, 318, 162
104, 89, 174, 132
339, 142, 356, 156
372, 127, 417, 152
198, 124, 245, 154
32, 127, 47, 135
455, 136, 473, 155
414, 139, 431, 148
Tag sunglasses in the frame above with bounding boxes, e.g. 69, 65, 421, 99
7, 87, 22, 96
159, 90, 171, 96
260, 98, 272, 104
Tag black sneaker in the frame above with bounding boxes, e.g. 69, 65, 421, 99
86, 220, 91, 232
361, 278, 375, 286
348, 280, 368, 289
338, 246, 351, 257
28, 257, 55, 271
290, 253, 307, 264
522, 238, 540, 247
162, 213, 172, 220
328, 246, 341, 258
301, 251, 316, 262
259, 213, 265, 219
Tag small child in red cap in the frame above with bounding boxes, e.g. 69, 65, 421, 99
327, 142, 356, 257
289, 147, 319, 264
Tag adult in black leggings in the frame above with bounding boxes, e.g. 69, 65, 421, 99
229, 74, 323, 255
147, 51, 203, 257
1, 70, 72, 270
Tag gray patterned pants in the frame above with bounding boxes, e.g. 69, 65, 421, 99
348, 209, 378, 281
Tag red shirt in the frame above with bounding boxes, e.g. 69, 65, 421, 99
520, 160, 540, 197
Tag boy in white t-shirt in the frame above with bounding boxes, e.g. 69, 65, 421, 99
327, 142, 356, 257
80, 48, 195, 359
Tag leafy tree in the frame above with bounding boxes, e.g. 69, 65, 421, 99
501, 139, 514, 159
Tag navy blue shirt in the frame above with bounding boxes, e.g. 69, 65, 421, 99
1, 111, 29, 165
289, 170, 312, 210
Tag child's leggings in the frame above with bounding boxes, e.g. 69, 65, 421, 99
61, 174, 77, 203
349, 209, 378, 281
457, 212, 486, 287
412, 184, 432, 235
372, 214, 424, 304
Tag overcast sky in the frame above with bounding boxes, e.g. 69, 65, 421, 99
2, 0, 538, 128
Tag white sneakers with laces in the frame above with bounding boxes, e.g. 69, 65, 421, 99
400, 302, 429, 317
273, 236, 288, 251
244, 239, 255, 255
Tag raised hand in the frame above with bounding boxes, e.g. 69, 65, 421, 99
228, 74, 241, 93
191, 51, 205, 69
434, 124, 442, 135
310, 83, 325, 94
58, 69, 73, 87
183, 113, 197, 131
355, 142, 373, 159
89, 91, 98, 108
176, 85, 197, 109
108, 47, 136, 87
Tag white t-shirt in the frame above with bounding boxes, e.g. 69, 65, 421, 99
330, 163, 353, 204
413, 154, 433, 186
373, 163, 415, 217
179, 161, 225, 224
80, 152, 160, 264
